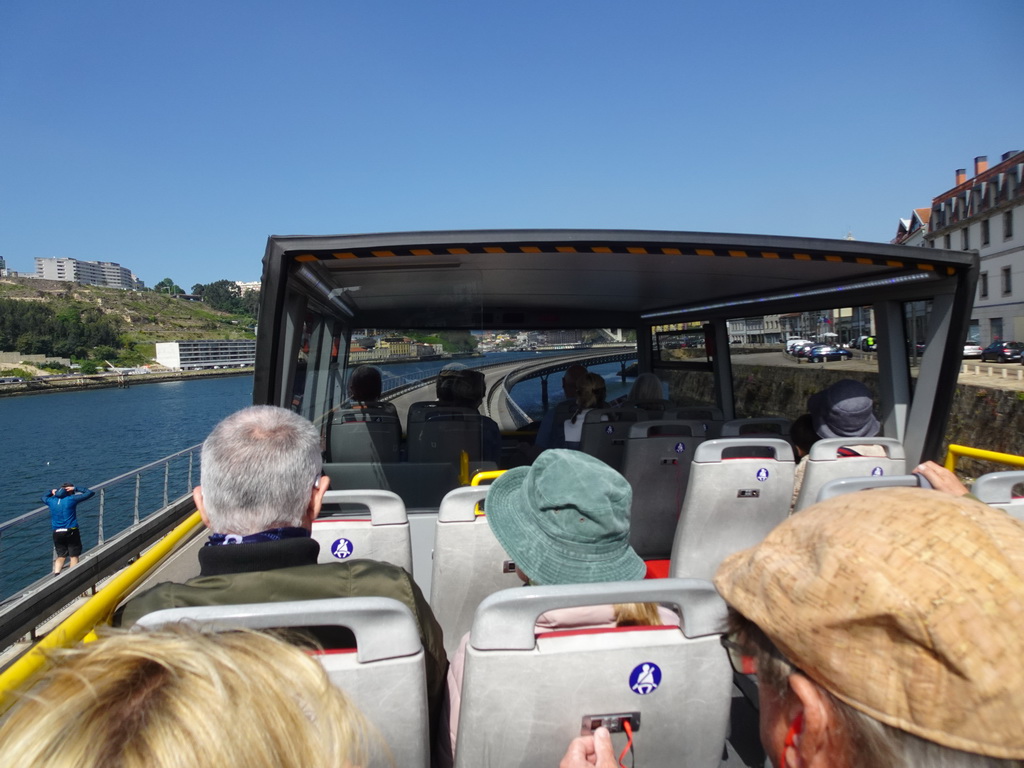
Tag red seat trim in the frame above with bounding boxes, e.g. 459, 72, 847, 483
644, 559, 671, 579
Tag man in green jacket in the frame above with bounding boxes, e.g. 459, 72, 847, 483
115, 405, 447, 745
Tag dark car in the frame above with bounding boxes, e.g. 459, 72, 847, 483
805, 344, 852, 363
980, 341, 1023, 363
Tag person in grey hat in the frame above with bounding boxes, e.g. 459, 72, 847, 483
791, 379, 886, 510
445, 450, 678, 752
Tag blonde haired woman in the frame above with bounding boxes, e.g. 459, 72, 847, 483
562, 371, 608, 447
0, 627, 386, 768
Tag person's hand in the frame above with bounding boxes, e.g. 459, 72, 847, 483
913, 461, 970, 496
559, 727, 617, 767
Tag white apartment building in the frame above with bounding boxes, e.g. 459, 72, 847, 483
155, 340, 256, 370
34, 257, 144, 290
926, 151, 1024, 345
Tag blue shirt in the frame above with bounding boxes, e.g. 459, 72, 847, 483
42, 487, 94, 530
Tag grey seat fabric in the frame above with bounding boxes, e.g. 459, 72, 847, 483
137, 597, 429, 768
311, 490, 413, 573
407, 403, 499, 465
720, 417, 791, 437
972, 470, 1024, 519
670, 438, 795, 580
429, 486, 521, 658
328, 407, 401, 463
793, 437, 906, 512
667, 405, 724, 422
321, 462, 461, 509
453, 579, 732, 768
577, 408, 646, 470
621, 420, 709, 559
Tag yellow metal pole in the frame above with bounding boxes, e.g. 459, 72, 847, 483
0, 511, 203, 712
943, 444, 1024, 473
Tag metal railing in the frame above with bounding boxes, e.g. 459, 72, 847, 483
0, 444, 202, 600
943, 444, 1024, 472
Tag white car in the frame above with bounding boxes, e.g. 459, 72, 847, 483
963, 343, 983, 358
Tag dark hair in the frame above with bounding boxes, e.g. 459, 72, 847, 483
348, 366, 383, 403
790, 414, 818, 457
436, 367, 485, 408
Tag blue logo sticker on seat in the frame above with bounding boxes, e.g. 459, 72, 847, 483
756, 468, 770, 482
331, 538, 354, 559
674, 442, 685, 453
605, 425, 615, 434
871, 466, 884, 476
630, 662, 661, 695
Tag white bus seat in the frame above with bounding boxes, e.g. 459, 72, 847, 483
621, 420, 709, 560
720, 416, 791, 437
578, 408, 646, 471
669, 438, 795, 581
816, 473, 931, 503
312, 490, 413, 573
972, 470, 1024, 519
328, 407, 401, 463
429, 485, 521, 658
136, 597, 429, 768
793, 437, 906, 512
453, 579, 731, 768
321, 462, 462, 509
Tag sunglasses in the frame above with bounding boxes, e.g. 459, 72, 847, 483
720, 634, 757, 676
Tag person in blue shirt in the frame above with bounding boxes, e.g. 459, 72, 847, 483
42, 483, 94, 575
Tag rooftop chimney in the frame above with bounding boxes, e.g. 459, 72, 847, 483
956, 168, 966, 185
975, 156, 988, 176
1002, 150, 1021, 162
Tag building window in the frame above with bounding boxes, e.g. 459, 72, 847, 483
991, 318, 1003, 342
979, 272, 988, 299
961, 227, 970, 250
944, 233, 951, 249
1002, 266, 1012, 296
1006, 211, 1014, 240
981, 218, 990, 246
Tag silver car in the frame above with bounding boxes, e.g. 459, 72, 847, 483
963, 343, 983, 358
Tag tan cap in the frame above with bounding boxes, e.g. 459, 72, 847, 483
714, 487, 1024, 759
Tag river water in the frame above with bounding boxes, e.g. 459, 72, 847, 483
0, 352, 636, 595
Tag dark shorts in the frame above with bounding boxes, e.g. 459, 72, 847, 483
53, 528, 82, 558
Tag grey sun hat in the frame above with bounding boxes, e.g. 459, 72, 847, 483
808, 379, 880, 439
486, 449, 646, 585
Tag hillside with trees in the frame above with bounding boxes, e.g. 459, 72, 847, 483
0, 276, 257, 368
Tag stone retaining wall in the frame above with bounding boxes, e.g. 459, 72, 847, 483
667, 364, 1024, 477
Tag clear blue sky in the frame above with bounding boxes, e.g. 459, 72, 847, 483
2, 0, 1021, 289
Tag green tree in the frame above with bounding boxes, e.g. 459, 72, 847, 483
79, 360, 99, 374
155, 277, 184, 295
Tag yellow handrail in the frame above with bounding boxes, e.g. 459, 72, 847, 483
470, 470, 506, 515
943, 445, 1024, 472
470, 470, 506, 486
0, 510, 203, 713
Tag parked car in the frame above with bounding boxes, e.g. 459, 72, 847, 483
980, 341, 1023, 363
805, 344, 852, 363
793, 343, 817, 360
785, 339, 813, 355
962, 342, 983, 358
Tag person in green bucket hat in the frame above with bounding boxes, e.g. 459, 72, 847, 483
445, 450, 679, 752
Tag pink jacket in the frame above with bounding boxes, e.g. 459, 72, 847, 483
446, 603, 680, 751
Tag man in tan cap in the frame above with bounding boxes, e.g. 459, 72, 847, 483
560, 487, 1024, 767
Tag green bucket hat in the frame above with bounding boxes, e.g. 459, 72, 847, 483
486, 449, 645, 585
